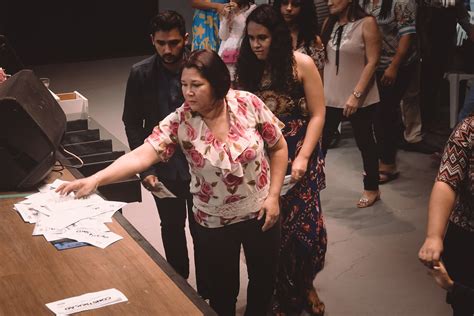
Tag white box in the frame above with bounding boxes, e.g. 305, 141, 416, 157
56, 91, 89, 120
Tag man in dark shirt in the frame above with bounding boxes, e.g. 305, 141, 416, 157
122, 10, 207, 297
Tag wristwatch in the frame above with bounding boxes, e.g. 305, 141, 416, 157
352, 90, 362, 99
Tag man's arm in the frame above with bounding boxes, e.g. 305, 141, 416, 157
122, 66, 156, 180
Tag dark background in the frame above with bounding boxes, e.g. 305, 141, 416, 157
0, 0, 159, 67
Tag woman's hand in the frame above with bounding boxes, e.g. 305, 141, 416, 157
381, 64, 398, 86
56, 176, 99, 198
142, 175, 159, 191
216, 3, 227, 15
418, 236, 444, 269
429, 261, 454, 291
343, 94, 360, 117
221, 2, 237, 17
291, 155, 309, 183
258, 195, 280, 232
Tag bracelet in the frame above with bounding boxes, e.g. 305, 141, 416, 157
92, 174, 100, 190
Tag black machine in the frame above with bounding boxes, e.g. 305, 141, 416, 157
0, 70, 66, 190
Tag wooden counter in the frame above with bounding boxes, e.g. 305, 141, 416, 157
0, 170, 215, 315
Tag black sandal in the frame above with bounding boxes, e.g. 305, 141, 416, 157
379, 170, 399, 184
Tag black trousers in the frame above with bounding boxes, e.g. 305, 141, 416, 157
153, 179, 208, 298
417, 6, 457, 129
322, 105, 379, 191
443, 223, 474, 316
195, 218, 281, 316
375, 63, 417, 165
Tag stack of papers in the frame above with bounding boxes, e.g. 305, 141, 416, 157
46, 288, 128, 314
13, 179, 126, 249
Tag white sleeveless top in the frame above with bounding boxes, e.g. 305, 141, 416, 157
324, 18, 380, 108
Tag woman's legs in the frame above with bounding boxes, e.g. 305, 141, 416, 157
195, 222, 242, 316
374, 64, 415, 178
321, 107, 343, 157
349, 105, 380, 206
242, 218, 280, 316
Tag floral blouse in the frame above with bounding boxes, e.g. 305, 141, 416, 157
146, 89, 284, 228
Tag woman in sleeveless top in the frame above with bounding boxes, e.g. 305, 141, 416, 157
321, 0, 382, 208
236, 5, 327, 315
273, 0, 325, 72
191, 0, 229, 51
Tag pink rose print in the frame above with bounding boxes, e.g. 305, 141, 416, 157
197, 180, 214, 203
223, 173, 243, 188
204, 129, 221, 147
170, 121, 179, 135
256, 172, 268, 190
224, 194, 244, 204
261, 158, 269, 175
185, 122, 197, 140
228, 126, 240, 142
261, 122, 277, 144
251, 95, 263, 111
195, 209, 209, 224
188, 149, 205, 168
237, 147, 257, 164
237, 102, 248, 117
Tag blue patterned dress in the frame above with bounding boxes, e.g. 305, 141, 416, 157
192, 0, 228, 51
256, 75, 327, 314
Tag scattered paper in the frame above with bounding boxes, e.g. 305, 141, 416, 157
12, 181, 127, 249
280, 175, 296, 196
45, 288, 128, 315
151, 181, 176, 199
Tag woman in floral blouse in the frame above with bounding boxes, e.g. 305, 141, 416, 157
57, 49, 289, 316
419, 113, 474, 315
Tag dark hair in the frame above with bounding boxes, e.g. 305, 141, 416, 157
235, 4, 294, 93
320, 1, 368, 54
184, 49, 231, 100
150, 10, 186, 37
273, 0, 319, 50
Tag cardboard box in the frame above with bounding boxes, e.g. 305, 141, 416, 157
56, 91, 89, 120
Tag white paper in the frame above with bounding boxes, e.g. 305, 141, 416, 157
45, 288, 128, 315
63, 230, 123, 249
13, 204, 40, 223
280, 175, 296, 196
13, 186, 126, 249
151, 181, 176, 199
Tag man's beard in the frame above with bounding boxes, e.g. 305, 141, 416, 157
161, 50, 184, 65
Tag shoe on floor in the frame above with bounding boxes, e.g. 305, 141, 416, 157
379, 170, 399, 184
401, 140, 439, 154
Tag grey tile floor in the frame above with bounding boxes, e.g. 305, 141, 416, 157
33, 56, 451, 315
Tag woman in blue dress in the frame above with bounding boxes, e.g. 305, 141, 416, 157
191, 0, 229, 51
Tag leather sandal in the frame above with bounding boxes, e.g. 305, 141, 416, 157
379, 170, 399, 184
